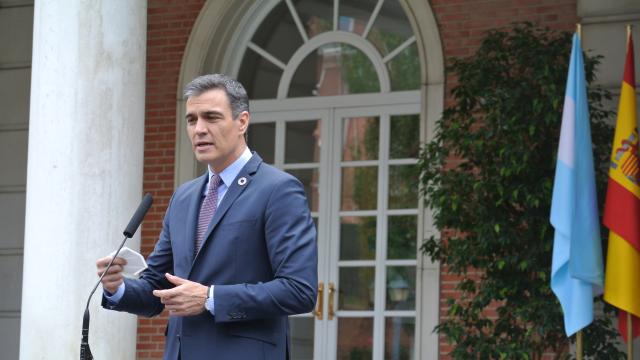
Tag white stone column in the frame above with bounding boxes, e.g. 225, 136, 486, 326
20, 1, 146, 359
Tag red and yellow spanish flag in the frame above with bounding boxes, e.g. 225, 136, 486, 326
603, 32, 640, 343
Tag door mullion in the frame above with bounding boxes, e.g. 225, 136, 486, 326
274, 120, 285, 168
373, 113, 390, 360
315, 108, 333, 360
326, 106, 342, 360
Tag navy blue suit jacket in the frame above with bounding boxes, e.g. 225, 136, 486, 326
103, 153, 318, 359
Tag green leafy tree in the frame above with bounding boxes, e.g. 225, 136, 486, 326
419, 23, 623, 359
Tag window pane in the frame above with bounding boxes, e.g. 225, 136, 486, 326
342, 116, 379, 161
386, 266, 415, 310
290, 317, 315, 360
237, 49, 283, 100
390, 115, 419, 159
366, 0, 414, 57
387, 215, 416, 260
338, 0, 376, 35
337, 318, 373, 360
247, 122, 275, 164
339, 267, 375, 310
293, 0, 334, 37
340, 216, 376, 260
388, 42, 420, 91
287, 168, 320, 212
388, 165, 418, 209
250, 1, 303, 65
341, 166, 378, 211
288, 43, 380, 97
384, 317, 415, 360
285, 120, 321, 163
238, 1, 303, 99
364, 0, 420, 91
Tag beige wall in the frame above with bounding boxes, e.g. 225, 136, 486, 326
0, 1, 32, 359
580, 0, 640, 107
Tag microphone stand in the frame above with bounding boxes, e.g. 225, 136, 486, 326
80, 234, 130, 360
80, 193, 152, 360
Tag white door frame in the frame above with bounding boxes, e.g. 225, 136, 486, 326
251, 94, 426, 359
327, 103, 421, 360
251, 108, 331, 360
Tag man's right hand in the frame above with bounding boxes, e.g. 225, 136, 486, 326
96, 256, 127, 294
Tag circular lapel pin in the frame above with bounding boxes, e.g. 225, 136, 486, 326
238, 177, 247, 186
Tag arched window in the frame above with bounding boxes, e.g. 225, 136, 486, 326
235, 0, 420, 99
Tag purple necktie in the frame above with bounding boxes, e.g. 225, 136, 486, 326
195, 174, 222, 255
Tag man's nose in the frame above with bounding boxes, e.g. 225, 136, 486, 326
194, 118, 207, 133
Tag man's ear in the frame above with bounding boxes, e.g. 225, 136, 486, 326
237, 111, 250, 135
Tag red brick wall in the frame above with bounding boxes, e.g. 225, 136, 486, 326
140, 0, 577, 358
429, 0, 577, 358
140, 0, 205, 358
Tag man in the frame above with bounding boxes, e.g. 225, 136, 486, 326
96, 74, 318, 359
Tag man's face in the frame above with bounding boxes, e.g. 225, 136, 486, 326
185, 89, 249, 173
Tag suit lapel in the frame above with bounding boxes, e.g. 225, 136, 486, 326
192, 153, 263, 266
185, 173, 208, 266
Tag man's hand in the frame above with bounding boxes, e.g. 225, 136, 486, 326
96, 256, 127, 294
152, 273, 208, 316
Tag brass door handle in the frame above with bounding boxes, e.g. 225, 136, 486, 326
314, 282, 324, 320
328, 282, 335, 320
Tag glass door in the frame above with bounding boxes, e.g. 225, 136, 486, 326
250, 102, 421, 360
328, 105, 420, 360
249, 109, 331, 360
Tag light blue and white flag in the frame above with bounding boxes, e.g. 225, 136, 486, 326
550, 33, 604, 336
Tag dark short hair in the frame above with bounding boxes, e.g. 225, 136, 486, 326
183, 74, 249, 119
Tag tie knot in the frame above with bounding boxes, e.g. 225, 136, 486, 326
208, 174, 222, 193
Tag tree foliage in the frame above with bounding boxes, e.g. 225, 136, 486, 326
419, 23, 623, 359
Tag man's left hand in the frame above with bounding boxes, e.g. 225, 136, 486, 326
153, 273, 208, 316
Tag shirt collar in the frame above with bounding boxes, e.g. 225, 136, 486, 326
207, 147, 253, 187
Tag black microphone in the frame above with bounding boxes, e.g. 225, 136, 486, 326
80, 193, 154, 360
123, 193, 154, 238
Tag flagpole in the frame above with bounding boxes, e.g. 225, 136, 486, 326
626, 23, 633, 360
628, 311, 633, 360
577, 331, 584, 360
574, 22, 585, 360
626, 23, 633, 357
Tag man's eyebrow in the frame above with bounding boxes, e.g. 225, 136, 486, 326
185, 110, 223, 119
202, 110, 223, 117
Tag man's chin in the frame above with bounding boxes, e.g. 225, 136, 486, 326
194, 154, 214, 164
